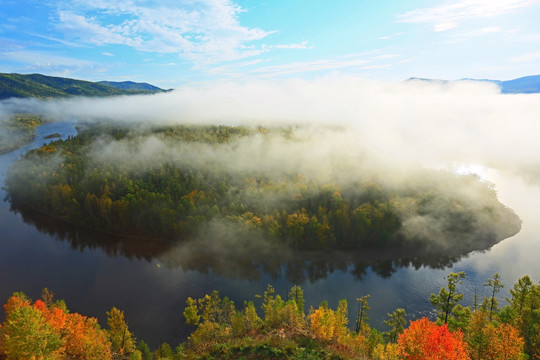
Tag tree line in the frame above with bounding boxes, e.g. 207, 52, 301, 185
1, 272, 538, 359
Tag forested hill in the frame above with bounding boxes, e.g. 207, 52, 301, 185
0, 73, 168, 100
98, 80, 171, 92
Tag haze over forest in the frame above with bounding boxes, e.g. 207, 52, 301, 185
1, 0, 540, 358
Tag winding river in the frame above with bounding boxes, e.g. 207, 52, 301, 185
1, 122, 539, 348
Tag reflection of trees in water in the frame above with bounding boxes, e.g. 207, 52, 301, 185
12, 203, 518, 284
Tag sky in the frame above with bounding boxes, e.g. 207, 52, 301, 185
1, 0, 540, 88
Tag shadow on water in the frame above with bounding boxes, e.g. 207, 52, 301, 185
10, 201, 521, 283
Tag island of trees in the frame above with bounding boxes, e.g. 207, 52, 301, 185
6, 124, 520, 253
1, 272, 538, 359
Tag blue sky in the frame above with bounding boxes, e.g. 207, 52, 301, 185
1, 0, 539, 88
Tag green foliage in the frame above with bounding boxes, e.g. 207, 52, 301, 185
0, 72, 162, 100
6, 124, 509, 252
502, 276, 540, 358
1, 275, 538, 360
136, 340, 152, 360
429, 271, 466, 325
355, 295, 370, 333
106, 307, 136, 358
0, 304, 63, 359
288, 285, 305, 315
481, 273, 504, 320
184, 297, 201, 326
154, 342, 175, 359
383, 308, 407, 343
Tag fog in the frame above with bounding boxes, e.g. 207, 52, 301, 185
1, 77, 536, 254
1, 78, 539, 181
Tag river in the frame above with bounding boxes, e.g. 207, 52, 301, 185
1, 121, 539, 348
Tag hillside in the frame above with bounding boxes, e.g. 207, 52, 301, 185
498, 75, 540, 93
98, 80, 170, 92
0, 73, 166, 100
407, 75, 540, 93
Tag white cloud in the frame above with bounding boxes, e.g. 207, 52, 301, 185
102, 52, 114, 57
274, 41, 311, 49
434, 22, 458, 32
373, 54, 400, 60
54, 0, 273, 64
510, 52, 540, 62
249, 57, 370, 77
0, 50, 94, 68
399, 0, 540, 31
480, 26, 501, 33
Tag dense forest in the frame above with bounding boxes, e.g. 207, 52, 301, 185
6, 124, 520, 252
1, 272, 538, 359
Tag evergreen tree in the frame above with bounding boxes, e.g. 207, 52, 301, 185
288, 285, 305, 315
383, 308, 407, 343
355, 295, 370, 333
137, 340, 152, 360
429, 271, 466, 325
482, 273, 504, 320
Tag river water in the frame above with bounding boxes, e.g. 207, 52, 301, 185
1, 122, 539, 348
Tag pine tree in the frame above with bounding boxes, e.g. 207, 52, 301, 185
383, 308, 407, 343
430, 271, 466, 325
482, 273, 504, 320
355, 295, 370, 333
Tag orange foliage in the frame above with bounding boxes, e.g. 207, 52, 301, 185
1, 293, 111, 360
484, 323, 524, 360
397, 317, 470, 360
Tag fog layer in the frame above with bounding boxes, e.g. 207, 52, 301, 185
1, 78, 539, 182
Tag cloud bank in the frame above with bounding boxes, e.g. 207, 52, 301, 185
2, 77, 539, 182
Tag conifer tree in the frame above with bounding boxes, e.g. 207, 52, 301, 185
383, 308, 407, 343
430, 271, 466, 325
355, 295, 370, 333
481, 273, 504, 320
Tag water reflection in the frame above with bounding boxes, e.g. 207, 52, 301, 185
11, 202, 520, 283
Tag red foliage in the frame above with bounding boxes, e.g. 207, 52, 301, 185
398, 317, 470, 360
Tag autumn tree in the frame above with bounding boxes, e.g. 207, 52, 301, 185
397, 317, 470, 360
310, 299, 350, 343
1, 292, 112, 360
107, 307, 136, 359
0, 301, 63, 359
466, 311, 524, 360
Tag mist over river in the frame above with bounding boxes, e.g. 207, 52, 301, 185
1, 122, 539, 348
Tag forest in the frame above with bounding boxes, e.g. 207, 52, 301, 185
5, 124, 521, 252
0, 272, 538, 359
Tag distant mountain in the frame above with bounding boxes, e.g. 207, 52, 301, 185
0, 73, 167, 100
98, 80, 170, 92
496, 75, 540, 94
407, 75, 540, 94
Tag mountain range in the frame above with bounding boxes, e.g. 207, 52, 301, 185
407, 74, 540, 94
0, 73, 170, 100
1, 73, 539, 101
